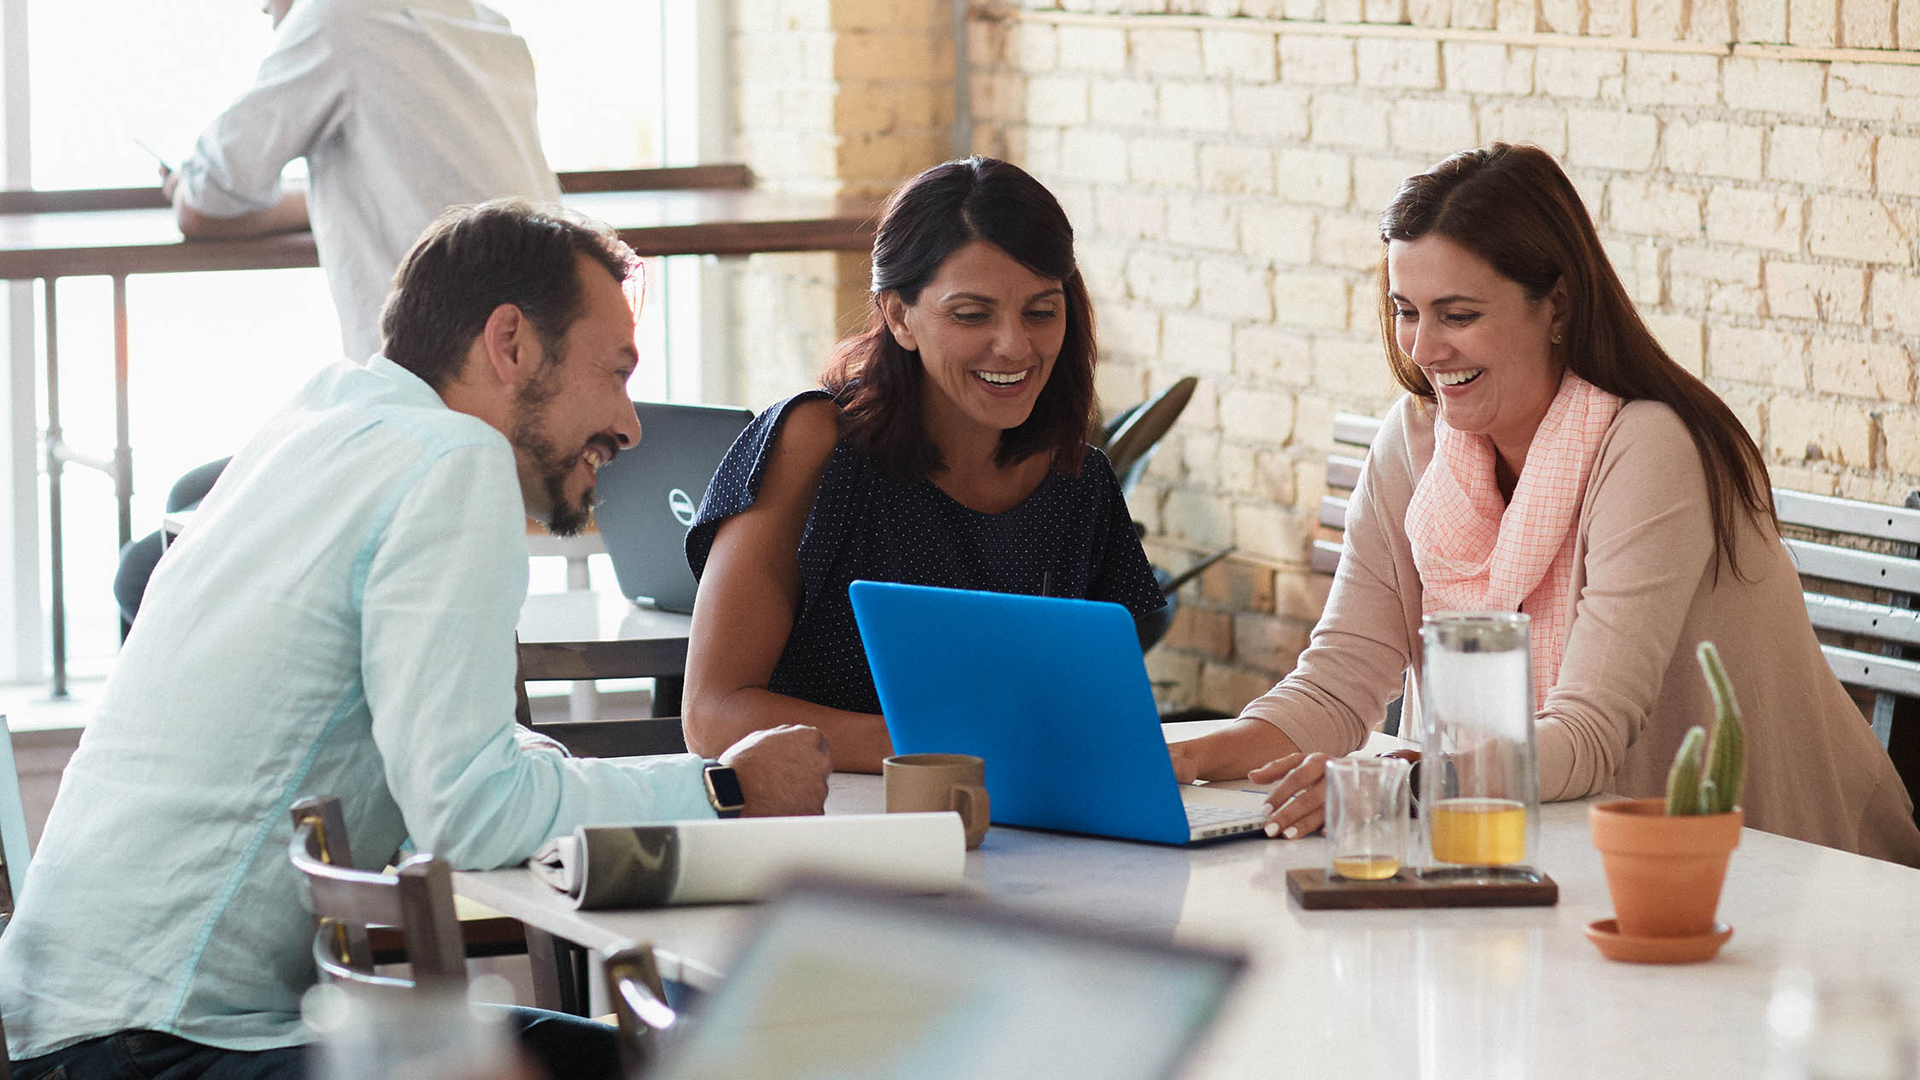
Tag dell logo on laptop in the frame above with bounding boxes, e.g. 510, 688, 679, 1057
668, 488, 698, 526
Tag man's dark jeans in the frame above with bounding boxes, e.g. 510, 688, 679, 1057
11, 1006, 619, 1080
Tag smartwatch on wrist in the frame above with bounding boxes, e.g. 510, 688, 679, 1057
702, 760, 745, 818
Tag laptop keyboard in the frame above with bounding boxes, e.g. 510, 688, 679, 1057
1184, 802, 1264, 826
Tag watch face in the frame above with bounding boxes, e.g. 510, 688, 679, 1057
706, 766, 746, 810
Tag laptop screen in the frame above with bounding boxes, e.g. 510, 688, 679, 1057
653, 881, 1243, 1080
593, 402, 753, 613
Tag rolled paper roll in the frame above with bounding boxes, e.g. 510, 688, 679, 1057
562, 812, 967, 909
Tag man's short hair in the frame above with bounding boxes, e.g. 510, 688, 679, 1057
380, 199, 636, 388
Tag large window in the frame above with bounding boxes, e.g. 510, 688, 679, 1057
11, 0, 699, 677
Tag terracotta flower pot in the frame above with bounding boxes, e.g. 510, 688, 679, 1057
1589, 797, 1742, 938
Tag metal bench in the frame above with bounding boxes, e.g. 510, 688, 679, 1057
1310, 413, 1395, 731
1312, 413, 1384, 577
1774, 489, 1920, 752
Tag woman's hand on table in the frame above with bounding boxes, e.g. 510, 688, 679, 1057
1252, 752, 1333, 839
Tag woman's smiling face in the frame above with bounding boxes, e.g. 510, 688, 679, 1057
881, 239, 1067, 443
1387, 233, 1567, 471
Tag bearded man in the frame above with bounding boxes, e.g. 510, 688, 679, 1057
0, 201, 831, 1080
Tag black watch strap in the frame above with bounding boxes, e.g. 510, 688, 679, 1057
702, 760, 745, 818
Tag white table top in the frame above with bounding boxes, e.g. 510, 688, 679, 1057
455, 726, 1920, 1078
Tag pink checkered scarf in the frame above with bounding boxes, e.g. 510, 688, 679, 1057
1406, 370, 1623, 709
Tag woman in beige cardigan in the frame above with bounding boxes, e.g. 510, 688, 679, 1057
1169, 144, 1920, 864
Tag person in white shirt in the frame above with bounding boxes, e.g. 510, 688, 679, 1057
0, 200, 834, 1080
164, 0, 560, 364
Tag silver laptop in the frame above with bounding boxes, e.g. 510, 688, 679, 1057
652, 879, 1245, 1080
593, 401, 753, 613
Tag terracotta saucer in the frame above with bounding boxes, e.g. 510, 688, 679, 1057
1584, 918, 1733, 963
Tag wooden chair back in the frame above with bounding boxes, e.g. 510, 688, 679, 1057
288, 796, 465, 990
604, 945, 677, 1080
1774, 489, 1920, 751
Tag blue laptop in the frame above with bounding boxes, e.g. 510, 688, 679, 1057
849, 581, 1269, 845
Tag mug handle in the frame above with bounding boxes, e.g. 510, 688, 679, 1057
948, 784, 990, 850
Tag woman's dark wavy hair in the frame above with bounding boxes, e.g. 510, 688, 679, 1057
1378, 143, 1776, 578
821, 156, 1096, 479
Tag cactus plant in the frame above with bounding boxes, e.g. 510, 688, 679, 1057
1665, 726, 1707, 815
1663, 641, 1746, 816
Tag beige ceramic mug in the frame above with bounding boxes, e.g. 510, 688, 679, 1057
883, 753, 991, 850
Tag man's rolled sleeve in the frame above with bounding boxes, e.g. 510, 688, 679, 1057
175, 4, 347, 217
360, 439, 712, 870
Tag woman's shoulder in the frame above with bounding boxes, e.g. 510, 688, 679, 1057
1603, 398, 1694, 458
1359, 394, 1433, 488
765, 391, 843, 461
724, 390, 840, 472
1071, 444, 1122, 485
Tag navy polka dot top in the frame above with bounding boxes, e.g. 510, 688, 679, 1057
687, 390, 1166, 716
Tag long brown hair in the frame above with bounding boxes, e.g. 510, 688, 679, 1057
1377, 143, 1775, 576
821, 156, 1096, 480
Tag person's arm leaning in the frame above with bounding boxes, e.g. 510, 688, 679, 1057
173, 186, 309, 240
169, 2, 335, 239
361, 442, 821, 871
682, 397, 896, 773
1168, 402, 1421, 791
1532, 402, 1717, 800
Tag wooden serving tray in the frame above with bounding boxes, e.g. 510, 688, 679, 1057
1286, 868, 1559, 909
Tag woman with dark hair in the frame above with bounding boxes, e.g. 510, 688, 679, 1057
682, 157, 1164, 772
1170, 143, 1920, 862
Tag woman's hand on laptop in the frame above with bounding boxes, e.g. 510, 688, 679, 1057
1166, 717, 1302, 785
720, 724, 834, 817
1251, 752, 1330, 840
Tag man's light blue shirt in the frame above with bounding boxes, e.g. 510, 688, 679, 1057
0, 357, 711, 1057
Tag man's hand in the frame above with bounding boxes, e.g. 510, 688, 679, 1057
718, 724, 832, 817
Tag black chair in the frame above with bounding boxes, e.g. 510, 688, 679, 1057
113, 456, 231, 632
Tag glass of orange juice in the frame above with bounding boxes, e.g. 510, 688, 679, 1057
1417, 612, 1543, 881
1326, 756, 1411, 881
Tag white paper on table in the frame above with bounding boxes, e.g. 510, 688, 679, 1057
535, 812, 966, 909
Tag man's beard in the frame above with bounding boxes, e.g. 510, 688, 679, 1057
511, 351, 595, 537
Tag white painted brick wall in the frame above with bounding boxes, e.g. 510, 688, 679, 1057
1568, 108, 1661, 170
1722, 57, 1826, 116
1766, 126, 1874, 190
1807, 196, 1911, 264
1808, 340, 1916, 402
1765, 261, 1867, 323
1704, 187, 1802, 252
957, 3, 1920, 712
1708, 324, 1808, 387
1280, 36, 1358, 84
1665, 119, 1765, 180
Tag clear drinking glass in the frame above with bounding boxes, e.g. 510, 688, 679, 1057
1325, 756, 1411, 881
1417, 612, 1544, 881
